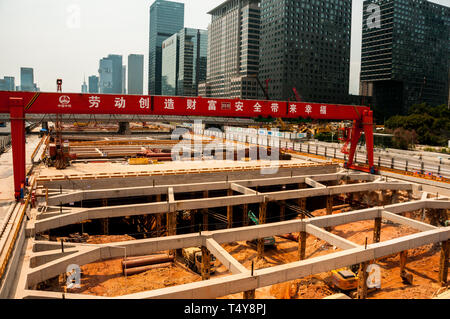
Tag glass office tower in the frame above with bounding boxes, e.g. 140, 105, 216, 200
128, 54, 144, 95
360, 0, 450, 119
259, 0, 352, 103
148, 0, 185, 95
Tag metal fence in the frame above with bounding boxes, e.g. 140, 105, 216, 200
0, 135, 11, 154
195, 128, 450, 179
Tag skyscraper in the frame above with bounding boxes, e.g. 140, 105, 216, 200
148, 0, 185, 95
88, 75, 99, 93
360, 0, 450, 119
0, 76, 15, 91
20, 67, 35, 92
128, 54, 144, 95
177, 28, 208, 97
122, 65, 127, 94
98, 55, 123, 94
81, 78, 88, 93
161, 33, 179, 95
259, 0, 352, 103
99, 58, 113, 94
206, 0, 261, 99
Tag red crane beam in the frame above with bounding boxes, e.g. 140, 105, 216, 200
0, 91, 375, 200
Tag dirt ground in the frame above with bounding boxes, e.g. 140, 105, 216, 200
39, 195, 448, 299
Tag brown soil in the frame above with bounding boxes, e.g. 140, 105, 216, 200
39, 195, 448, 299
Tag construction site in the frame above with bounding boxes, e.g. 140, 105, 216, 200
0, 91, 449, 301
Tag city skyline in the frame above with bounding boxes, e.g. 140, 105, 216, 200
0, 0, 448, 95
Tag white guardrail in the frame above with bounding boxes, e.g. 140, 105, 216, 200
191, 126, 450, 179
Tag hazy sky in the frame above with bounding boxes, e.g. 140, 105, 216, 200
0, 0, 448, 95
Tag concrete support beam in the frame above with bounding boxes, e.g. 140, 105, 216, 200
243, 289, 255, 299
26, 247, 101, 288
201, 246, 211, 281
279, 200, 286, 221
156, 194, 162, 237
230, 183, 257, 195
257, 202, 267, 259
439, 240, 449, 286
325, 195, 333, 231
242, 204, 249, 227
47, 172, 373, 206
373, 217, 382, 243
202, 191, 208, 231
309, 208, 380, 229
25, 224, 450, 299
227, 189, 233, 229
299, 231, 307, 261
357, 261, 369, 299
382, 210, 438, 232
425, 200, 450, 210
399, 250, 408, 275
205, 238, 248, 275
305, 178, 326, 189
305, 224, 360, 250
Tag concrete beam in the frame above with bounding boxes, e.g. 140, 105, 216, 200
211, 219, 305, 244
305, 178, 326, 189
46, 172, 370, 206
305, 224, 361, 250
381, 211, 438, 232
308, 208, 380, 229
115, 273, 258, 299
205, 238, 248, 275
425, 200, 450, 210
26, 247, 101, 288
230, 183, 257, 195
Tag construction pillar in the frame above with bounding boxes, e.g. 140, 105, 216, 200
373, 217, 382, 243
298, 231, 307, 261
190, 210, 196, 233
325, 196, 333, 232
392, 190, 400, 204
400, 250, 408, 275
257, 202, 267, 259
242, 203, 249, 227
102, 198, 109, 235
201, 246, 211, 281
227, 188, 233, 229
439, 240, 449, 286
118, 122, 130, 135
243, 290, 256, 299
202, 191, 208, 231
156, 194, 162, 237
279, 200, 286, 221
357, 261, 370, 299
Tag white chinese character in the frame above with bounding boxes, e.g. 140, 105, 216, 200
305, 104, 312, 114
320, 105, 327, 115
253, 102, 262, 113
89, 96, 100, 108
139, 97, 150, 109
289, 104, 297, 114
187, 99, 196, 110
164, 98, 175, 110
208, 100, 217, 111
235, 101, 244, 112
114, 97, 126, 109
271, 103, 279, 113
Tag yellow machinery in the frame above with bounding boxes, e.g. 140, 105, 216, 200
182, 247, 216, 275
330, 268, 359, 291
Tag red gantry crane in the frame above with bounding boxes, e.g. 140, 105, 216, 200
0, 91, 375, 200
